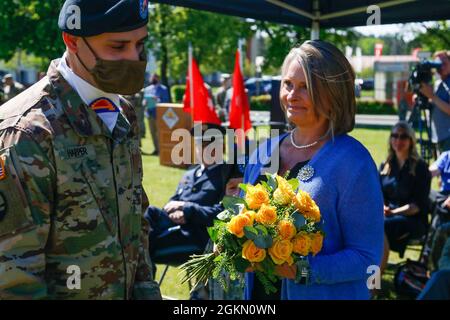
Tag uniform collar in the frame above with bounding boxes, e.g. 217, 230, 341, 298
47, 59, 131, 142
57, 52, 121, 108
193, 163, 221, 186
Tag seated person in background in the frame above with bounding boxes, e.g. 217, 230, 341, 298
191, 142, 251, 300
429, 150, 450, 220
429, 222, 450, 271
145, 123, 234, 266
380, 121, 431, 272
418, 225, 450, 300
421, 150, 450, 266
190, 167, 247, 301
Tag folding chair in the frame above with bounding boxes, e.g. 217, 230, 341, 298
152, 225, 205, 288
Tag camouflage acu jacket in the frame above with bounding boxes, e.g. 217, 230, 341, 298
0, 60, 161, 300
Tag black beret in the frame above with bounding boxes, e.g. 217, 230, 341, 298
58, 0, 149, 37
190, 123, 226, 141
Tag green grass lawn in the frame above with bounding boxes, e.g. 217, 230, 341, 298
141, 125, 430, 300
360, 90, 375, 99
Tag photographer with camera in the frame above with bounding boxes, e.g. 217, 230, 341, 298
419, 51, 450, 153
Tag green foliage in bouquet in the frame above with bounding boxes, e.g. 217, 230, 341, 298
180, 173, 325, 294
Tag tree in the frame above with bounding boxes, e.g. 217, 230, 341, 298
255, 21, 358, 74
0, 0, 65, 65
407, 21, 450, 53
147, 4, 254, 86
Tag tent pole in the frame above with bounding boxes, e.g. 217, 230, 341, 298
311, 21, 320, 40
311, 0, 320, 40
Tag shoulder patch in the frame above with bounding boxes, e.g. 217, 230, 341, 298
90, 98, 119, 113
0, 148, 35, 237
0, 156, 6, 181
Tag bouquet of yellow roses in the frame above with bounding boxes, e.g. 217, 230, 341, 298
179, 173, 324, 294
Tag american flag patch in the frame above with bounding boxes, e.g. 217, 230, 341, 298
0, 156, 6, 181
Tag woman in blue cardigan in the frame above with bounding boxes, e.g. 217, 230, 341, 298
243, 40, 384, 300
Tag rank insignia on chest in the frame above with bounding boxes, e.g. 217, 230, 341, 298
90, 98, 119, 114
0, 156, 6, 181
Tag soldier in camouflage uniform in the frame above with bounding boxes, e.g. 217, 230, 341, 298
2, 74, 25, 103
0, 0, 161, 299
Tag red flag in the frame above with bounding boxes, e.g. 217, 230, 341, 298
183, 58, 221, 125
412, 48, 421, 59
229, 50, 252, 132
374, 43, 383, 58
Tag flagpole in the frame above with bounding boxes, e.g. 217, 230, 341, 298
188, 43, 196, 165
239, 41, 246, 148
238, 39, 244, 71
188, 43, 194, 123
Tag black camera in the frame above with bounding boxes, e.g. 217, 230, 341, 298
407, 59, 443, 162
409, 60, 443, 92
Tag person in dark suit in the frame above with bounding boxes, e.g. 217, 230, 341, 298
145, 123, 238, 266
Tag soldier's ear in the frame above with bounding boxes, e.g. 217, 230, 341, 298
62, 32, 79, 54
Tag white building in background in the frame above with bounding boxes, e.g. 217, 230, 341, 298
373, 56, 419, 101
348, 55, 420, 102
248, 30, 265, 71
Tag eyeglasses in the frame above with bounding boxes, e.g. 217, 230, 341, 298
390, 133, 410, 140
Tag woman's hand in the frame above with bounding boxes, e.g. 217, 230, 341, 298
384, 205, 393, 216
275, 263, 297, 279
390, 203, 420, 216
212, 243, 223, 256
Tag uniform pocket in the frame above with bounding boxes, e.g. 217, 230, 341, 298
56, 148, 117, 236
78, 159, 117, 234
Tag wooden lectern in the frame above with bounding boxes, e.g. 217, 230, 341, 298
156, 103, 192, 168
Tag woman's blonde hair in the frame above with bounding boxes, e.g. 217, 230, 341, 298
280, 40, 356, 136
380, 121, 421, 176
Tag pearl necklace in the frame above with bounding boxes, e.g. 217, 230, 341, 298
290, 127, 330, 150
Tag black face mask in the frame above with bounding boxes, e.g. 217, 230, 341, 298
76, 38, 147, 95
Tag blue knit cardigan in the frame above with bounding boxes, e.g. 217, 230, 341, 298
243, 133, 384, 300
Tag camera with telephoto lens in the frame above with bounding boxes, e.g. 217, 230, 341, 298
407, 59, 443, 162
409, 60, 443, 91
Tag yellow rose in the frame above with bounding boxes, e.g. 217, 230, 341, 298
268, 239, 294, 265
277, 220, 297, 240
243, 210, 256, 225
293, 190, 321, 223
245, 184, 270, 210
255, 204, 277, 226
242, 240, 266, 263
227, 214, 251, 238
309, 232, 324, 256
273, 176, 295, 205
292, 232, 312, 256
